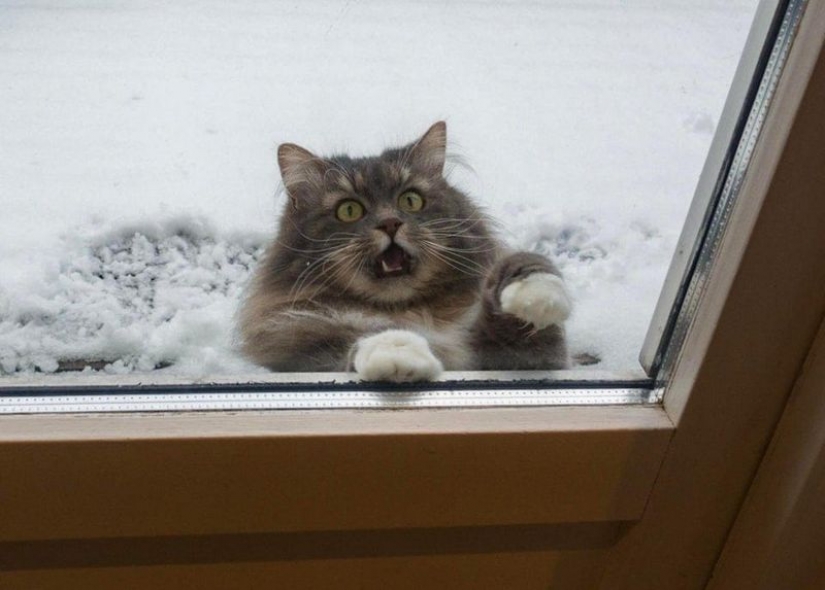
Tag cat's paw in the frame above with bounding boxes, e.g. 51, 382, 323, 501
353, 330, 443, 382
500, 273, 572, 330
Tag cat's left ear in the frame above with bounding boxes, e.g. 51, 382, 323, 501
408, 121, 447, 176
278, 143, 325, 207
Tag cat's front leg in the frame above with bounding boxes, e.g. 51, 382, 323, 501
352, 330, 443, 382
472, 252, 571, 370
499, 269, 572, 329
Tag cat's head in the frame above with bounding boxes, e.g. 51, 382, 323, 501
273, 122, 495, 306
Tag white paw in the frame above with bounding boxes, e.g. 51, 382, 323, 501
353, 330, 443, 382
500, 273, 572, 330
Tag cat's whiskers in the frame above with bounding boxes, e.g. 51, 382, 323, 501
422, 232, 498, 246
428, 244, 487, 272
423, 214, 505, 237
420, 238, 491, 264
420, 220, 488, 237
419, 241, 487, 277
288, 242, 357, 303
420, 217, 484, 228
417, 225, 498, 251
305, 248, 365, 302
289, 242, 368, 305
288, 254, 335, 304
433, 247, 491, 271
326, 231, 362, 241
419, 218, 494, 249
422, 249, 484, 278
341, 254, 368, 294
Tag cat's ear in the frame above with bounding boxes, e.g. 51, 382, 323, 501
278, 143, 324, 206
408, 121, 447, 176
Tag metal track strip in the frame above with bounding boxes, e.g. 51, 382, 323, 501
650, 0, 808, 389
0, 387, 651, 414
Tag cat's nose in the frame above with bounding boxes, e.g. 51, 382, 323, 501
377, 217, 403, 238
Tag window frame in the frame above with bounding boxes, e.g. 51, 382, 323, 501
0, 0, 787, 412
2, 1, 825, 586
601, 1, 825, 585
640, 0, 798, 377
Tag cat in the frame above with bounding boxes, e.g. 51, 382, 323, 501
239, 121, 571, 381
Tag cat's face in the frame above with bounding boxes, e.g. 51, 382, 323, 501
275, 122, 494, 305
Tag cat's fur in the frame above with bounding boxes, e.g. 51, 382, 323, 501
239, 122, 571, 381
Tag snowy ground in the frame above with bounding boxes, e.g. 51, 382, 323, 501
0, 0, 758, 380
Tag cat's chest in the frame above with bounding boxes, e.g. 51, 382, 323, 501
384, 297, 480, 331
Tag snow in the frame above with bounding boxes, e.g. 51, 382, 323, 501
0, 0, 759, 380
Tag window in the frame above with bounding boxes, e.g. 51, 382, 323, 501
2, 2, 824, 587
0, 1, 767, 412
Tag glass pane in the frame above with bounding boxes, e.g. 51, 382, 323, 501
0, 1, 759, 390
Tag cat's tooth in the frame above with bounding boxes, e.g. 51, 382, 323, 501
381, 260, 391, 273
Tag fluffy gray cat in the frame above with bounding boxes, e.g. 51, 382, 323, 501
239, 122, 571, 381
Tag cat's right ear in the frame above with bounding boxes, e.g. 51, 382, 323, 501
408, 121, 447, 177
278, 143, 324, 208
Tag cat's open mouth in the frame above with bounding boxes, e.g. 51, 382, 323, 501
375, 243, 412, 279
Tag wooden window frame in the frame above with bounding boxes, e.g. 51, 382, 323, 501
2, 1, 825, 587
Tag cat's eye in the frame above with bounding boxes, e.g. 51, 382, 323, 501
398, 191, 424, 212
336, 200, 364, 222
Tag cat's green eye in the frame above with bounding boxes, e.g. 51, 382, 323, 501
398, 191, 424, 213
336, 200, 364, 222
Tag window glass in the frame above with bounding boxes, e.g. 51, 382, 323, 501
0, 1, 759, 382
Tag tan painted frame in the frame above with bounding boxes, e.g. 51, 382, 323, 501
602, 2, 825, 587
1, 2, 825, 588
